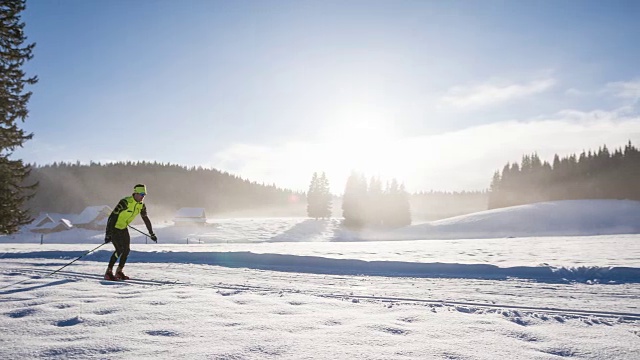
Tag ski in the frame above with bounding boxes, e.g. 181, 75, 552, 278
12, 268, 183, 286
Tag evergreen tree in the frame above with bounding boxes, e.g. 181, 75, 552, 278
342, 171, 367, 227
367, 176, 383, 226
0, 0, 37, 233
306, 172, 332, 219
342, 172, 411, 227
318, 172, 332, 219
396, 183, 411, 227
382, 179, 411, 227
306, 172, 320, 218
487, 171, 501, 209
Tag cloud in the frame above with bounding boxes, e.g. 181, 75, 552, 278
564, 88, 585, 97
605, 80, 640, 102
441, 78, 556, 108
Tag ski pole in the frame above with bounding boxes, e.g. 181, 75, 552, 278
128, 225, 151, 237
0, 242, 106, 291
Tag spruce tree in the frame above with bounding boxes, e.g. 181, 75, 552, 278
306, 172, 333, 219
396, 183, 411, 227
318, 172, 332, 219
307, 172, 320, 219
382, 179, 411, 227
342, 171, 367, 227
367, 176, 383, 226
487, 171, 501, 209
0, 0, 38, 234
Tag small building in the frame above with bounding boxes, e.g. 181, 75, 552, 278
73, 205, 112, 230
31, 218, 73, 233
173, 207, 207, 226
32, 213, 56, 228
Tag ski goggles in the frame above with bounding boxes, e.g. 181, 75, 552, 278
133, 185, 147, 195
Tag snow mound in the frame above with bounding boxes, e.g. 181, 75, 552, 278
384, 200, 640, 240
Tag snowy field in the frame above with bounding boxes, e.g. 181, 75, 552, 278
1, 200, 639, 359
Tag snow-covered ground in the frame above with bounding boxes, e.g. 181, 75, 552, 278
1, 200, 639, 359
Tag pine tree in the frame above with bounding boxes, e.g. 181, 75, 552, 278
318, 172, 332, 219
0, 0, 38, 234
307, 172, 332, 219
396, 183, 411, 227
342, 171, 367, 227
382, 179, 411, 227
367, 176, 383, 226
487, 171, 501, 209
306, 172, 320, 218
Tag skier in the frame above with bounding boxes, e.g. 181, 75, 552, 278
104, 184, 158, 280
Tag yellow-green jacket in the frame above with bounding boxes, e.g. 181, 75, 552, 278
105, 196, 153, 235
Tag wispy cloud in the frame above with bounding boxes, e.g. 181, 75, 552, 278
441, 78, 556, 108
605, 80, 640, 101
564, 88, 586, 97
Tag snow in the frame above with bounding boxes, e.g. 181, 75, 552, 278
1, 199, 639, 359
173, 207, 207, 225
30, 213, 74, 233
30, 217, 74, 232
72, 205, 111, 226
388, 199, 640, 240
32, 213, 55, 227
174, 207, 206, 219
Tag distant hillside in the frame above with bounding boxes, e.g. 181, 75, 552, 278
410, 191, 488, 221
25, 162, 306, 218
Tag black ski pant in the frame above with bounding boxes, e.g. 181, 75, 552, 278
108, 228, 131, 269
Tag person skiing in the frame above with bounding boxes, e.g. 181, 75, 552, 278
104, 184, 157, 280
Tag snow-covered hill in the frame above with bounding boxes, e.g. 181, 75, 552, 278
385, 199, 640, 240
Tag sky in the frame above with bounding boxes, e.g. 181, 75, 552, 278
1, 200, 640, 359
13, 0, 640, 194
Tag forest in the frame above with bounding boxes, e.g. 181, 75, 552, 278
488, 141, 640, 209
24, 161, 305, 219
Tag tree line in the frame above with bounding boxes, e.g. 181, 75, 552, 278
25, 161, 305, 218
411, 190, 488, 220
488, 141, 640, 209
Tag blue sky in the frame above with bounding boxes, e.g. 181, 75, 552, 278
14, 0, 640, 194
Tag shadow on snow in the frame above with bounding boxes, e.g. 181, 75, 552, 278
3, 250, 640, 285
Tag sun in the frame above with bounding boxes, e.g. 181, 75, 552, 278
318, 103, 406, 183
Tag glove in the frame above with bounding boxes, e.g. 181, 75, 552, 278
150, 233, 158, 242
104, 234, 112, 243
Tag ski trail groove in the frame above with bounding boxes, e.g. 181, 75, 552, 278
6, 268, 639, 321
316, 293, 640, 320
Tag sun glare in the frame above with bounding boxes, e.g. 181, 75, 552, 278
317, 104, 411, 185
